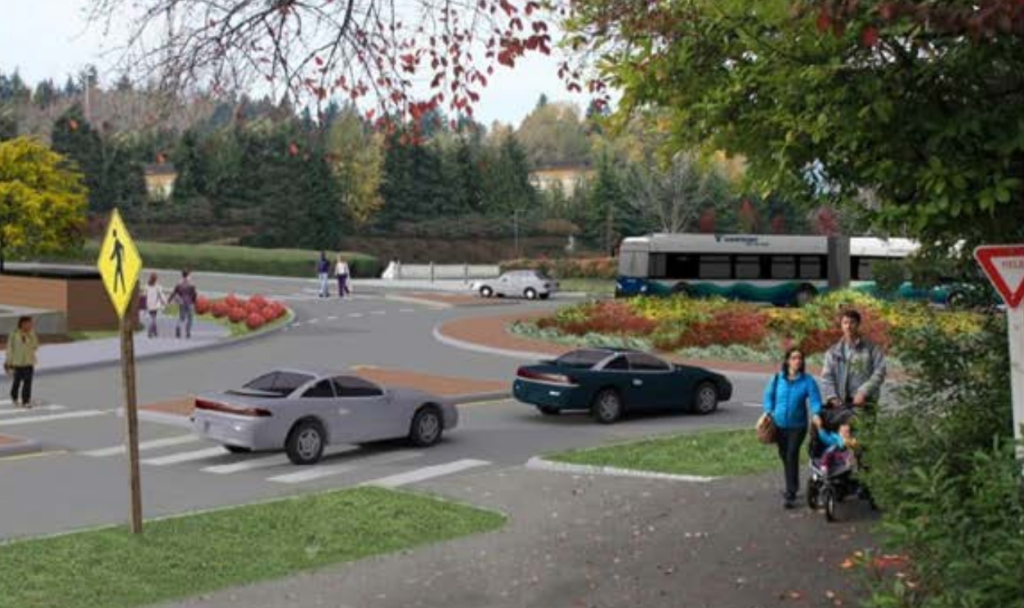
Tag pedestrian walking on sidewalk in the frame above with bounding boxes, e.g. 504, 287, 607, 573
4, 316, 39, 408
335, 254, 351, 299
170, 269, 199, 339
317, 251, 331, 298
144, 273, 168, 338
763, 347, 823, 509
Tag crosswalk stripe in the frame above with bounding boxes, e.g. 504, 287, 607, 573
0, 404, 67, 416
399, 309, 415, 313
202, 446, 359, 474
348, 313, 364, 318
83, 434, 200, 458
370, 310, 386, 315
0, 409, 105, 427
142, 447, 227, 466
267, 451, 423, 484
364, 459, 490, 489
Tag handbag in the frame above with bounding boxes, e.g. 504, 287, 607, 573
756, 374, 779, 444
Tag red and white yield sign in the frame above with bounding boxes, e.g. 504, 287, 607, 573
974, 245, 1024, 309
975, 244, 1024, 447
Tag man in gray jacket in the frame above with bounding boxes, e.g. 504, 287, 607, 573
816, 309, 887, 449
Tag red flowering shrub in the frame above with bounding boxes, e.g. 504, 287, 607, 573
195, 297, 211, 315
228, 307, 248, 323
675, 307, 770, 349
249, 295, 268, 309
798, 310, 892, 355
223, 294, 240, 308
211, 301, 229, 318
556, 301, 658, 336
246, 313, 265, 330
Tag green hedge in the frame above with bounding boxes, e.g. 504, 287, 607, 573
500, 257, 617, 279
59, 242, 381, 279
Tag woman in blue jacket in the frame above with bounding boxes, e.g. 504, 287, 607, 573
764, 347, 823, 509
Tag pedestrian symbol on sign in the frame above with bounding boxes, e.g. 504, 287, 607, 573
97, 209, 142, 319
110, 229, 126, 294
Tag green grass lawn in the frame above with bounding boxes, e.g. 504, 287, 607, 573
68, 330, 120, 341
0, 487, 506, 608
548, 428, 779, 477
557, 278, 615, 295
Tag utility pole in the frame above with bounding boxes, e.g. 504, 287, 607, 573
514, 209, 520, 258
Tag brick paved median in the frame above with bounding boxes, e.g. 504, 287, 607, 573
139, 368, 509, 421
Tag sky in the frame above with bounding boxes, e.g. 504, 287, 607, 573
0, 0, 591, 128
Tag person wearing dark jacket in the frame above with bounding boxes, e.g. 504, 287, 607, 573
764, 347, 823, 508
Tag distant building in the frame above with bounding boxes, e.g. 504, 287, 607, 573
529, 162, 595, 197
143, 163, 177, 200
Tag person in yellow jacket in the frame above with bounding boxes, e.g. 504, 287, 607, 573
4, 316, 39, 408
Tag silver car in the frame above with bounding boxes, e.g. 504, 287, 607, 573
472, 270, 558, 300
191, 369, 458, 465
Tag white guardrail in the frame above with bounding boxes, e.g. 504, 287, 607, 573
382, 263, 499, 282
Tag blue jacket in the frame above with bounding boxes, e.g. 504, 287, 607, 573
763, 372, 823, 430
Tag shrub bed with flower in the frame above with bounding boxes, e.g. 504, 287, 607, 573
167, 294, 291, 336
515, 290, 985, 365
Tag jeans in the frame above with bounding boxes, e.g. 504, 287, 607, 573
337, 274, 349, 297
10, 366, 34, 404
776, 427, 807, 499
177, 304, 194, 338
318, 273, 329, 297
147, 310, 159, 337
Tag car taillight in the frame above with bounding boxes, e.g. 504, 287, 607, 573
195, 399, 272, 417
517, 368, 576, 386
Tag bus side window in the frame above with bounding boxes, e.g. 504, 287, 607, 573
771, 256, 797, 279
735, 255, 762, 280
798, 255, 825, 280
650, 253, 668, 278
665, 254, 696, 279
699, 255, 731, 279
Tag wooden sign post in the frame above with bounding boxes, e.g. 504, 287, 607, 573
97, 209, 144, 534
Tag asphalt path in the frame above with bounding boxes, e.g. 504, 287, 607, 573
0, 274, 770, 540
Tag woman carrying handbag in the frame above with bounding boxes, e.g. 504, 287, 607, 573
762, 347, 823, 509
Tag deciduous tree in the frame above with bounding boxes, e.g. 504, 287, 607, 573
0, 137, 87, 271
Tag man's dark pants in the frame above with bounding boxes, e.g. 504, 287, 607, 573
776, 427, 807, 499
10, 366, 34, 404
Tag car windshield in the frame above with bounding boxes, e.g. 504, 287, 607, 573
240, 372, 316, 397
555, 349, 612, 369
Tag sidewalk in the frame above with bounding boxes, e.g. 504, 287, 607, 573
162, 466, 876, 608
0, 315, 231, 374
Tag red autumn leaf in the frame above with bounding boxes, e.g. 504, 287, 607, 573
288, 142, 299, 156
314, 55, 324, 66
816, 11, 832, 32
861, 26, 880, 47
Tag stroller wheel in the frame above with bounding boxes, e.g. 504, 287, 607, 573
823, 487, 838, 522
807, 484, 819, 510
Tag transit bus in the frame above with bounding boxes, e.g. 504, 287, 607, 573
615, 233, 953, 306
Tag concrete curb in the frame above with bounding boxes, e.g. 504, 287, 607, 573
432, 318, 777, 380
447, 390, 511, 405
383, 294, 452, 309
129, 408, 193, 429
28, 309, 296, 378
0, 435, 42, 457
432, 323, 555, 362
525, 456, 718, 483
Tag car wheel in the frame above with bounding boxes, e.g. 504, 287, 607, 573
795, 285, 817, 307
409, 406, 444, 447
692, 381, 719, 415
479, 286, 493, 298
537, 406, 560, 416
224, 445, 251, 454
591, 389, 623, 424
286, 419, 326, 465
524, 287, 538, 300
946, 290, 967, 310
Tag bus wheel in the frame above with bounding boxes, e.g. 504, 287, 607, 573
795, 285, 817, 307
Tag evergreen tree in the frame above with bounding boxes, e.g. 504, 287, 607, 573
171, 129, 206, 202
583, 155, 643, 253
0, 108, 17, 142
481, 133, 537, 217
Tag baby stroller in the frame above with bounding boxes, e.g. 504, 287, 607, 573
806, 427, 875, 521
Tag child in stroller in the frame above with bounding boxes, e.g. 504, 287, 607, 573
807, 409, 873, 521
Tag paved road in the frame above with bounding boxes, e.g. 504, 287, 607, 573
0, 274, 769, 539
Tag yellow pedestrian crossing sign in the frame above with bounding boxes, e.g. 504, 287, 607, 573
97, 209, 143, 319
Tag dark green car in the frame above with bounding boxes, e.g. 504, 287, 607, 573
513, 348, 733, 423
